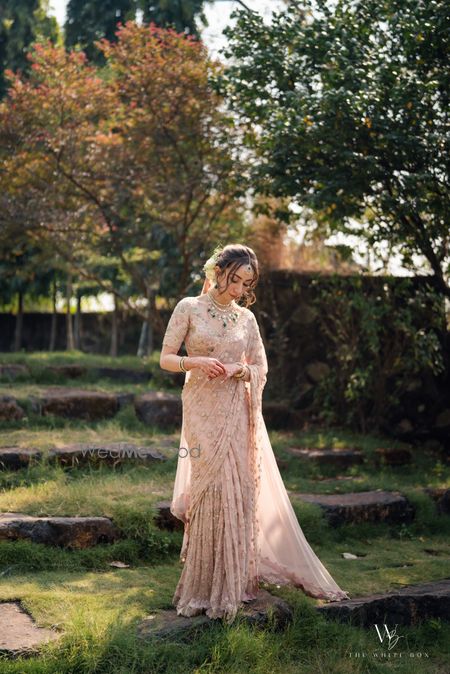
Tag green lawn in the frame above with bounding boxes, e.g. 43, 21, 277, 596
0, 352, 449, 672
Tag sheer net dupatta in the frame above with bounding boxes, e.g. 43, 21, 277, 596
245, 312, 350, 603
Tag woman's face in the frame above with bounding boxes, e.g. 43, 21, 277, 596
215, 263, 255, 300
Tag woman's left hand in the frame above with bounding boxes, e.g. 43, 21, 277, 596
208, 362, 242, 381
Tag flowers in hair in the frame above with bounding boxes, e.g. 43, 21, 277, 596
203, 245, 223, 282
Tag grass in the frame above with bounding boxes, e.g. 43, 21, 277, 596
0, 349, 181, 392
0, 350, 154, 369
0, 352, 449, 672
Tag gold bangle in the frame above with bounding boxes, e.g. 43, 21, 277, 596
179, 356, 187, 373
234, 362, 246, 379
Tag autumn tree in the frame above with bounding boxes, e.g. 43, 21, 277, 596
0, 22, 246, 353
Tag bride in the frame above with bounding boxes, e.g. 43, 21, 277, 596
159, 243, 349, 623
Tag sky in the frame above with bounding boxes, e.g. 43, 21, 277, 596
47, 0, 424, 281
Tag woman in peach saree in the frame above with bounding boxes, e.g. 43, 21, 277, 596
160, 244, 349, 623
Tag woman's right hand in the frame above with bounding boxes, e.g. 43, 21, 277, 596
191, 356, 226, 379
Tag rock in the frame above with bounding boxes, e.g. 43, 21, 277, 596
374, 446, 413, 466
424, 487, 450, 515
31, 388, 119, 421
95, 367, 151, 383
44, 365, 88, 379
0, 364, 30, 381
0, 447, 42, 471
0, 601, 60, 657
287, 447, 364, 469
134, 391, 182, 427
116, 392, 135, 409
137, 589, 292, 639
153, 500, 184, 532
47, 442, 166, 467
0, 512, 121, 549
317, 578, 450, 627
292, 490, 415, 526
0, 395, 25, 421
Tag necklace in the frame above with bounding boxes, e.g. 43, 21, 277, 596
206, 288, 240, 328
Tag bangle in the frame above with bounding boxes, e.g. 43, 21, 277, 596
179, 356, 187, 373
234, 362, 246, 379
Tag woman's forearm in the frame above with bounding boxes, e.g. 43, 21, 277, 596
160, 355, 198, 373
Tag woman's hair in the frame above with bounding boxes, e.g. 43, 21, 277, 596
213, 244, 259, 308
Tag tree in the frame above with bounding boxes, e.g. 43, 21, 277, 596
0, 0, 59, 98
0, 22, 246, 353
218, 0, 450, 297
65, 0, 135, 64
65, 0, 210, 65
138, 0, 208, 36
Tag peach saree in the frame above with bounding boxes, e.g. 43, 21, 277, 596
162, 294, 349, 623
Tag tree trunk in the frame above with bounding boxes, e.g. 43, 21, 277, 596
137, 287, 154, 357
110, 294, 119, 357
74, 292, 82, 350
66, 275, 75, 351
49, 279, 57, 351
137, 320, 148, 358
13, 291, 24, 352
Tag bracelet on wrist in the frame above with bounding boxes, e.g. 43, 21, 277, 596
179, 356, 187, 373
234, 362, 247, 379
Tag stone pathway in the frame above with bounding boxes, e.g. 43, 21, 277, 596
0, 512, 120, 549
317, 578, 450, 627
286, 446, 364, 469
47, 442, 167, 467
30, 388, 120, 421
153, 501, 184, 531
137, 589, 292, 640
0, 447, 42, 470
0, 601, 60, 657
135, 391, 182, 426
290, 490, 415, 525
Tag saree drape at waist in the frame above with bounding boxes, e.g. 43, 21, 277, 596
170, 368, 260, 621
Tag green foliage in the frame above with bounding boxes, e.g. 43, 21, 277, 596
65, 1, 209, 65
309, 276, 446, 431
218, 0, 450, 297
65, 0, 135, 64
0, 0, 60, 98
138, 0, 208, 37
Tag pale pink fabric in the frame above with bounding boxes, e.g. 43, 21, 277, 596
162, 294, 349, 623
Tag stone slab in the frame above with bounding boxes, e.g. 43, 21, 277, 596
0, 601, 60, 657
292, 490, 415, 526
137, 589, 292, 639
0, 512, 120, 549
317, 578, 450, 627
